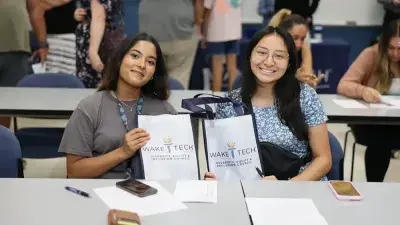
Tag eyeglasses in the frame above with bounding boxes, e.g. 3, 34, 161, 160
252, 48, 289, 63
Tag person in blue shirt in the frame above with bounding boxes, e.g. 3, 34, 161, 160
205, 26, 332, 181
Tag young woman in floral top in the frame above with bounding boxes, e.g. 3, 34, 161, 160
205, 26, 331, 181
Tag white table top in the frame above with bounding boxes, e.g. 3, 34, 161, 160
319, 94, 400, 124
0, 179, 251, 225
0, 88, 210, 117
241, 180, 400, 225
0, 87, 95, 117
1, 87, 400, 124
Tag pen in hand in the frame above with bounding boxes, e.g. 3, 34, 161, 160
65, 186, 91, 198
255, 166, 264, 178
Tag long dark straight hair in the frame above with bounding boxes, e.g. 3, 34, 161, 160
99, 33, 169, 100
241, 26, 308, 141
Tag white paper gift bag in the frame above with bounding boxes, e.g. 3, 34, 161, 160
138, 114, 199, 180
203, 115, 262, 180
181, 94, 263, 180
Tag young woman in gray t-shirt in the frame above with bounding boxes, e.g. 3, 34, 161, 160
59, 33, 177, 179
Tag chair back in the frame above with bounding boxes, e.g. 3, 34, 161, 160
233, 75, 243, 90
17, 73, 85, 88
0, 126, 23, 178
168, 77, 185, 90
327, 132, 344, 180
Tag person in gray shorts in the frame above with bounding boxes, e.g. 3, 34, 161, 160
0, 0, 47, 128
59, 33, 177, 179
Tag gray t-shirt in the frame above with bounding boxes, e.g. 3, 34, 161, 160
139, 0, 195, 42
59, 90, 177, 179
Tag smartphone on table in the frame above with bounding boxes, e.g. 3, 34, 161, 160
328, 181, 363, 201
116, 179, 157, 198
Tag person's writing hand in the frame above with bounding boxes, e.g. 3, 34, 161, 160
121, 128, 150, 158
362, 87, 381, 103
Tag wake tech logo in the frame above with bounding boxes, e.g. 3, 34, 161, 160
209, 141, 257, 159
142, 137, 195, 153
163, 137, 173, 153
227, 142, 236, 159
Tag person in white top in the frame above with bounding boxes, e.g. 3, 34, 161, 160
202, 0, 242, 91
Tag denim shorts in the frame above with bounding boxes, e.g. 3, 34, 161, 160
207, 40, 240, 56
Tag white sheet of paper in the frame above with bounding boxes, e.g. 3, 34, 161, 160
376, 97, 400, 108
332, 99, 368, 109
138, 114, 199, 180
370, 103, 391, 108
94, 181, 187, 217
174, 180, 218, 203
31, 63, 46, 74
245, 198, 328, 225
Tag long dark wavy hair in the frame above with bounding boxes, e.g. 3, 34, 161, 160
98, 33, 170, 100
241, 26, 308, 141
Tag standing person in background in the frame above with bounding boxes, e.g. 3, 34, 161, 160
202, 0, 242, 92
139, 0, 203, 89
0, 0, 47, 128
379, 0, 400, 28
258, 0, 275, 27
274, 0, 320, 29
32, 0, 77, 74
74, 0, 122, 88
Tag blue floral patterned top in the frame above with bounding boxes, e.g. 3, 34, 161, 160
216, 83, 328, 180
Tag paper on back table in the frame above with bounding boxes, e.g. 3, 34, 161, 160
174, 180, 218, 203
94, 181, 187, 216
372, 97, 400, 108
332, 99, 368, 109
245, 198, 328, 225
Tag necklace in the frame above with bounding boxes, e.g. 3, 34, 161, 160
111, 91, 139, 111
119, 99, 138, 111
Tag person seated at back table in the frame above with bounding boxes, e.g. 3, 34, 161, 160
205, 26, 332, 181
337, 20, 400, 182
270, 10, 324, 88
59, 33, 177, 179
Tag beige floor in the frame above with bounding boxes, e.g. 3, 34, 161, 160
15, 117, 400, 182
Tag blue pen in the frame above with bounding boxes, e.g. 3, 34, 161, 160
65, 186, 91, 198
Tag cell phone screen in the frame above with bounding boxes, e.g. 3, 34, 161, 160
118, 179, 152, 194
330, 181, 360, 196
